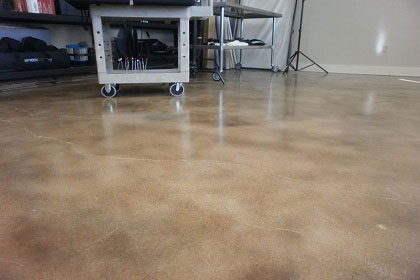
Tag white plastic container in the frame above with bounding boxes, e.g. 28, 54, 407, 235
66, 44, 88, 62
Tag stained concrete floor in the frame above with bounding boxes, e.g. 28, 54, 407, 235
0, 71, 420, 280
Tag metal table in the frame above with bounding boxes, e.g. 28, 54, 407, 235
197, 2, 282, 83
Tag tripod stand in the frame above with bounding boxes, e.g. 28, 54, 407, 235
284, 0, 328, 74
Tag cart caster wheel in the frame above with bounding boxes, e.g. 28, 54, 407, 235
212, 72, 222, 81
271, 65, 280, 73
112, 84, 120, 92
235, 63, 242, 70
170, 83, 185, 97
101, 85, 117, 98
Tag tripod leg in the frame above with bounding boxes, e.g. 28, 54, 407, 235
283, 52, 298, 73
284, 55, 297, 73
286, 0, 299, 68
299, 52, 328, 74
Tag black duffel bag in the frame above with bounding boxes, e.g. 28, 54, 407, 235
20, 36, 58, 52
14, 49, 71, 71
0, 53, 15, 72
0, 37, 21, 52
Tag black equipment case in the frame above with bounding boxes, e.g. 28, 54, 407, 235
0, 36, 70, 72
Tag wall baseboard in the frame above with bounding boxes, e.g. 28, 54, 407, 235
298, 64, 420, 77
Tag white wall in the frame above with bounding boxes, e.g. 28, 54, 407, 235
44, 24, 93, 48
297, 0, 420, 76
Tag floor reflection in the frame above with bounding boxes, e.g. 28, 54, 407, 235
218, 89, 224, 144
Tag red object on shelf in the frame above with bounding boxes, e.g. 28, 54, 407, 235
38, 0, 55, 14
26, 0, 39, 13
13, 0, 55, 14
14, 0, 28, 12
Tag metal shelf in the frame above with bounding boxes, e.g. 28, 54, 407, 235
0, 10, 87, 25
201, 2, 282, 82
213, 2, 282, 19
0, 11, 181, 30
197, 45, 272, 50
0, 65, 96, 81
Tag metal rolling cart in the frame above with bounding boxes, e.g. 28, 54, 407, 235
86, 0, 213, 98
197, 2, 282, 83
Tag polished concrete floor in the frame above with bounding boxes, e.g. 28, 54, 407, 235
1, 71, 420, 280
